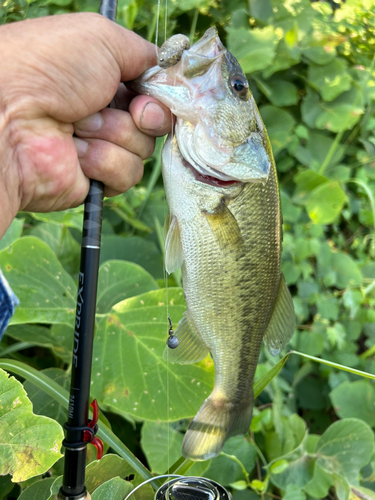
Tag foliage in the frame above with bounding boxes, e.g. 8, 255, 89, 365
0, 0, 375, 499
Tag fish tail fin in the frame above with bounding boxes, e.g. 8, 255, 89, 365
182, 396, 253, 461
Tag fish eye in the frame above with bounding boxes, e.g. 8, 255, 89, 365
230, 74, 249, 100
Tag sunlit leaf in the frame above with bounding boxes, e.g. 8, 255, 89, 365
0, 368, 63, 482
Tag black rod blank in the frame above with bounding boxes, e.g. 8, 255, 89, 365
59, 1, 118, 497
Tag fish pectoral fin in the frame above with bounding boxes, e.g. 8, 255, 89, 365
164, 215, 184, 274
264, 274, 296, 356
204, 200, 243, 250
163, 310, 209, 364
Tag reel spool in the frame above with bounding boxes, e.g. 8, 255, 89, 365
155, 477, 232, 500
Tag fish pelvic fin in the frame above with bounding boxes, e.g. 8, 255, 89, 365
182, 396, 253, 461
264, 273, 296, 356
164, 215, 184, 274
163, 310, 209, 364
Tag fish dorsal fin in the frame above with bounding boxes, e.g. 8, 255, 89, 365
164, 215, 184, 274
204, 200, 243, 250
264, 274, 296, 356
163, 310, 209, 364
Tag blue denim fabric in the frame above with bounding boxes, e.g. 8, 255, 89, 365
0, 269, 19, 340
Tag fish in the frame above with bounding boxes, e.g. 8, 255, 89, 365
130, 27, 295, 461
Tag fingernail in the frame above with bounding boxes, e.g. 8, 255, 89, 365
75, 112, 103, 132
73, 137, 88, 158
140, 102, 166, 130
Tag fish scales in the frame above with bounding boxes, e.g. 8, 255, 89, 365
131, 27, 295, 461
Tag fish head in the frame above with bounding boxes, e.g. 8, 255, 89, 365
130, 27, 272, 184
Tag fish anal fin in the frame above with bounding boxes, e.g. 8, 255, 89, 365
163, 310, 209, 364
204, 200, 243, 250
164, 215, 184, 274
182, 397, 253, 461
264, 274, 296, 356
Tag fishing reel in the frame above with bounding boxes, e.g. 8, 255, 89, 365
155, 477, 232, 500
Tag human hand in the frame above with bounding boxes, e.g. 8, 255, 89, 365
0, 13, 172, 238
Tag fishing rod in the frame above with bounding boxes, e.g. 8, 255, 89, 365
57, 1, 118, 499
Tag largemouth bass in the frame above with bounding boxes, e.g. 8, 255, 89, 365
131, 28, 295, 461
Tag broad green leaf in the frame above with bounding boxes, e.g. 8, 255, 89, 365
204, 436, 256, 486
0, 368, 63, 482
308, 60, 352, 101
24, 368, 69, 426
0, 218, 23, 252
302, 87, 364, 133
141, 421, 183, 473
91, 477, 133, 500
316, 418, 374, 484
249, 0, 273, 23
283, 484, 306, 500
96, 260, 158, 314
6, 324, 72, 364
260, 106, 295, 156
18, 477, 56, 500
302, 45, 336, 65
253, 354, 290, 398
227, 27, 278, 74
91, 288, 215, 421
0, 237, 76, 326
266, 414, 307, 463
330, 380, 375, 427
257, 77, 298, 107
262, 39, 301, 77
331, 253, 363, 289
27, 222, 80, 276
303, 462, 334, 499
306, 182, 347, 224
293, 132, 344, 172
293, 170, 328, 204
298, 331, 324, 356
86, 454, 135, 492
100, 235, 164, 279
28, 208, 83, 230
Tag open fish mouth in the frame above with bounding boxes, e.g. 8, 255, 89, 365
181, 158, 240, 189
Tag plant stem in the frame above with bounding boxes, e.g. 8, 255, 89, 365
318, 129, 344, 176
220, 452, 250, 485
189, 9, 199, 44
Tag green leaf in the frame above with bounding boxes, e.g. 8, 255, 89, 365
24, 368, 69, 426
302, 87, 364, 133
0, 475, 16, 500
257, 77, 298, 107
0, 237, 76, 326
86, 454, 135, 492
141, 421, 183, 473
100, 235, 164, 279
0, 218, 23, 252
0, 368, 63, 482
306, 182, 347, 224
91, 288, 215, 421
6, 324, 72, 364
303, 462, 334, 499
18, 477, 56, 500
330, 380, 375, 427
91, 477, 133, 500
96, 260, 158, 314
204, 436, 256, 486
27, 222, 80, 276
283, 484, 306, 500
28, 208, 83, 230
227, 27, 278, 74
293, 132, 344, 172
260, 106, 296, 156
298, 331, 324, 356
293, 170, 328, 204
331, 253, 362, 289
253, 354, 290, 398
302, 45, 336, 65
308, 60, 352, 102
315, 418, 374, 484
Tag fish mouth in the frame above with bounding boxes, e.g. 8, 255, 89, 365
182, 158, 240, 188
